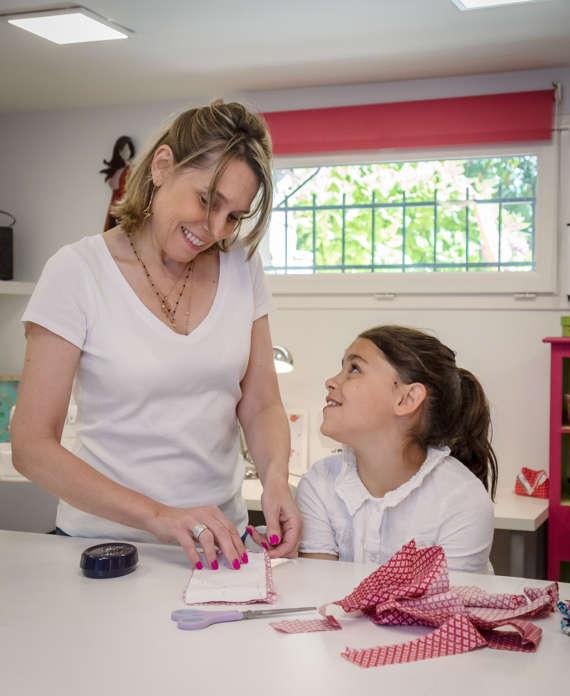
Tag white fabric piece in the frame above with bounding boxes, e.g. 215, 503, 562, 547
296, 446, 494, 573
22, 234, 271, 541
184, 553, 269, 604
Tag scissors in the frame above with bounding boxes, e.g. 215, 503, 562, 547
171, 606, 316, 630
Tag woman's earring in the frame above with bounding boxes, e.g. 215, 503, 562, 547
143, 186, 156, 220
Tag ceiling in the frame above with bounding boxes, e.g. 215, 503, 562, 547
0, 0, 569, 113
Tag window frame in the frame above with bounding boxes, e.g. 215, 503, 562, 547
263, 141, 558, 296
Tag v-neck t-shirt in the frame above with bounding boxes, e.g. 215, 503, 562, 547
21, 234, 271, 541
296, 446, 494, 573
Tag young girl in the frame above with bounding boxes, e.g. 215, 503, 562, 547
295, 325, 498, 573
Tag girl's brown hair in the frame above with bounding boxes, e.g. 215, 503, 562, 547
359, 325, 498, 500
112, 100, 273, 258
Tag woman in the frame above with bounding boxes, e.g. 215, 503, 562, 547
11, 100, 302, 570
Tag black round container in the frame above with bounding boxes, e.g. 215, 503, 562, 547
80, 542, 138, 579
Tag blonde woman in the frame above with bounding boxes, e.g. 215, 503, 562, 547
12, 101, 301, 570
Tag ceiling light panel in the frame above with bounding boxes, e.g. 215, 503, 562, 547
452, 0, 538, 9
4, 7, 129, 44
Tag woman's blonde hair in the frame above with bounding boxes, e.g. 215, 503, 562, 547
112, 100, 273, 258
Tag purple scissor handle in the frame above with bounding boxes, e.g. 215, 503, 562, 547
171, 606, 315, 630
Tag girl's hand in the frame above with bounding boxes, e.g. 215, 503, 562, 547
147, 504, 248, 571
258, 478, 303, 558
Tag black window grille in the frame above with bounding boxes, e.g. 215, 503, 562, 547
264, 156, 537, 275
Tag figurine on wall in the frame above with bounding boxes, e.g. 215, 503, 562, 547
100, 135, 135, 231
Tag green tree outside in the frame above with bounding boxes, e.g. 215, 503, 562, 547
268, 156, 536, 273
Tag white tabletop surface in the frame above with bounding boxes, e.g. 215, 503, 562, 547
492, 489, 549, 532
0, 531, 567, 696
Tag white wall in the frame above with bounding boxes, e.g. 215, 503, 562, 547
1, 65, 569, 491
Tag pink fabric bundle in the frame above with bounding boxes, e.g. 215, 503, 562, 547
271, 541, 558, 668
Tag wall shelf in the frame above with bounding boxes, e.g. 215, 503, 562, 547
0, 281, 35, 295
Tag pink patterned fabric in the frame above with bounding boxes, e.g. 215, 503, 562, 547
336, 542, 449, 615
342, 614, 487, 668
271, 615, 342, 633
481, 619, 543, 652
272, 540, 558, 668
524, 584, 559, 604
453, 585, 527, 609
467, 594, 554, 628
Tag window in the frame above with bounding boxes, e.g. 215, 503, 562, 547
261, 144, 557, 295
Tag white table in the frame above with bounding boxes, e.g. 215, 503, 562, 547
493, 489, 549, 532
0, 531, 567, 696
492, 489, 549, 578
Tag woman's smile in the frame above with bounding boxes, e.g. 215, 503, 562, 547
180, 225, 207, 250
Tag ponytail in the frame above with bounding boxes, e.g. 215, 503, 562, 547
450, 368, 498, 500
359, 325, 498, 500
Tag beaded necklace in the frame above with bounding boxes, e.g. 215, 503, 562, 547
126, 232, 193, 326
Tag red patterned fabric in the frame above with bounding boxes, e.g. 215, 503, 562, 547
336, 542, 449, 615
481, 620, 543, 652
514, 467, 549, 498
524, 584, 559, 604
341, 614, 487, 668
271, 615, 342, 633
453, 585, 527, 609
271, 541, 558, 668
467, 594, 554, 628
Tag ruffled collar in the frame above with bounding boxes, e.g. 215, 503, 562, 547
333, 445, 451, 516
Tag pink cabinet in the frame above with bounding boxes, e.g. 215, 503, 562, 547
543, 337, 570, 581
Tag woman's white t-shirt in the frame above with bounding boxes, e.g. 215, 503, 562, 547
296, 446, 494, 573
22, 234, 271, 541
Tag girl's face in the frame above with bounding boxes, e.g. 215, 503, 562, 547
150, 148, 259, 263
321, 337, 404, 445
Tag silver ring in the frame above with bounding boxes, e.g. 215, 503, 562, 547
191, 523, 209, 541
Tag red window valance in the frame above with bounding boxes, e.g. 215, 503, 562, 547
263, 89, 554, 156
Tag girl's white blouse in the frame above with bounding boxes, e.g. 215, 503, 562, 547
296, 446, 494, 573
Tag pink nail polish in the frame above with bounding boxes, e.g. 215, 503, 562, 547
269, 534, 280, 546
246, 526, 253, 536
261, 541, 269, 550
211, 560, 219, 570
232, 559, 241, 570
241, 553, 249, 564
196, 561, 203, 570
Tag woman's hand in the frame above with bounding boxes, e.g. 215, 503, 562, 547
147, 504, 248, 571
255, 478, 302, 558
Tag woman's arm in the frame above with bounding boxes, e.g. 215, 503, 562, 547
11, 323, 246, 569
11, 323, 161, 527
237, 315, 302, 557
